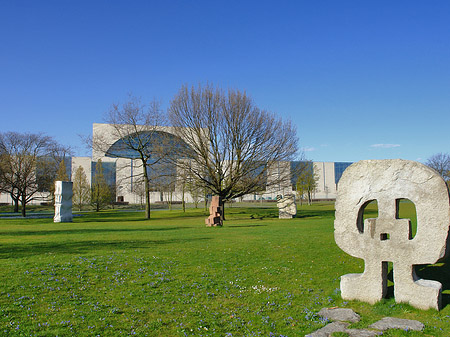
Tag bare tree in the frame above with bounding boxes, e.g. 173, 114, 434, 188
168, 84, 299, 218
185, 174, 202, 209
92, 96, 168, 219
426, 153, 450, 181
0, 132, 70, 217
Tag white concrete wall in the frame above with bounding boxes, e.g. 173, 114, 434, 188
71, 157, 92, 185
314, 162, 337, 199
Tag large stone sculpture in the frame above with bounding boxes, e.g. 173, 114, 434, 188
205, 196, 223, 227
277, 194, 297, 219
334, 159, 450, 310
54, 181, 73, 223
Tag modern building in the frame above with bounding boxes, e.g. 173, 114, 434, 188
0, 123, 352, 205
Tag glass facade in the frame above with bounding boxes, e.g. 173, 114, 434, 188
105, 130, 192, 159
104, 130, 194, 192
334, 162, 353, 184
147, 159, 177, 192
92, 161, 116, 187
290, 161, 313, 189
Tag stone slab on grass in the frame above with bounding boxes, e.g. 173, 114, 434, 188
306, 321, 381, 337
318, 307, 361, 323
306, 321, 349, 336
369, 317, 424, 331
308, 307, 424, 336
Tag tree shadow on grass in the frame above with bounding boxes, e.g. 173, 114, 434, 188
0, 237, 211, 260
0, 226, 193, 237
295, 210, 336, 219
150, 212, 208, 221
228, 224, 268, 228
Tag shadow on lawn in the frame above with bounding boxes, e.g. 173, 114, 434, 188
0, 226, 192, 237
416, 259, 450, 308
384, 259, 450, 308
296, 209, 336, 219
228, 224, 268, 228
0, 237, 211, 259
78, 210, 210, 222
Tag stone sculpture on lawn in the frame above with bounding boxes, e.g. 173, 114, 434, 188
334, 159, 450, 310
206, 196, 223, 227
54, 181, 73, 223
277, 194, 297, 219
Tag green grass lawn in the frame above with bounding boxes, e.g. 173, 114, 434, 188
0, 203, 449, 336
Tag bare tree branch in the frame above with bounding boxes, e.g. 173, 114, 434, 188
91, 95, 168, 219
168, 84, 301, 215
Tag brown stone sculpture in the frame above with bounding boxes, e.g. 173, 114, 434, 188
334, 159, 450, 310
205, 196, 223, 227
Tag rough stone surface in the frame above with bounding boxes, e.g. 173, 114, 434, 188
205, 196, 223, 227
318, 307, 361, 323
54, 181, 73, 223
346, 329, 382, 337
307, 307, 424, 336
277, 194, 297, 219
369, 317, 425, 331
306, 322, 381, 337
334, 159, 450, 310
306, 321, 349, 337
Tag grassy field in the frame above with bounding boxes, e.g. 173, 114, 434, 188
0, 202, 449, 336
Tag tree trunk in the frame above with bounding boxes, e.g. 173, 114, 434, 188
142, 160, 151, 219
12, 195, 19, 213
169, 191, 172, 211
145, 183, 151, 218
21, 194, 26, 217
182, 186, 186, 212
221, 199, 226, 221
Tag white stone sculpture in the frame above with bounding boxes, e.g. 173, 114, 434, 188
334, 159, 450, 310
54, 181, 73, 223
277, 194, 297, 219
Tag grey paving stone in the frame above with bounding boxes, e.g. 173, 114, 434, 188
318, 307, 361, 323
305, 321, 349, 337
368, 317, 424, 331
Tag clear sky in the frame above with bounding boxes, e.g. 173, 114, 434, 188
1, 1, 449, 162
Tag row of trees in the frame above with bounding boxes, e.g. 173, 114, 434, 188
1, 83, 307, 218
0, 131, 115, 216
0, 132, 71, 216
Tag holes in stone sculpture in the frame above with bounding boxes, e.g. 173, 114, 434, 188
380, 233, 390, 240
357, 199, 378, 233
395, 198, 417, 239
386, 261, 394, 298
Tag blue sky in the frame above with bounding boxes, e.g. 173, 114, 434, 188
1, 1, 449, 162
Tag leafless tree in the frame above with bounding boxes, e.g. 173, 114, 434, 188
168, 84, 300, 218
0, 132, 70, 216
426, 153, 450, 181
91, 95, 168, 219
